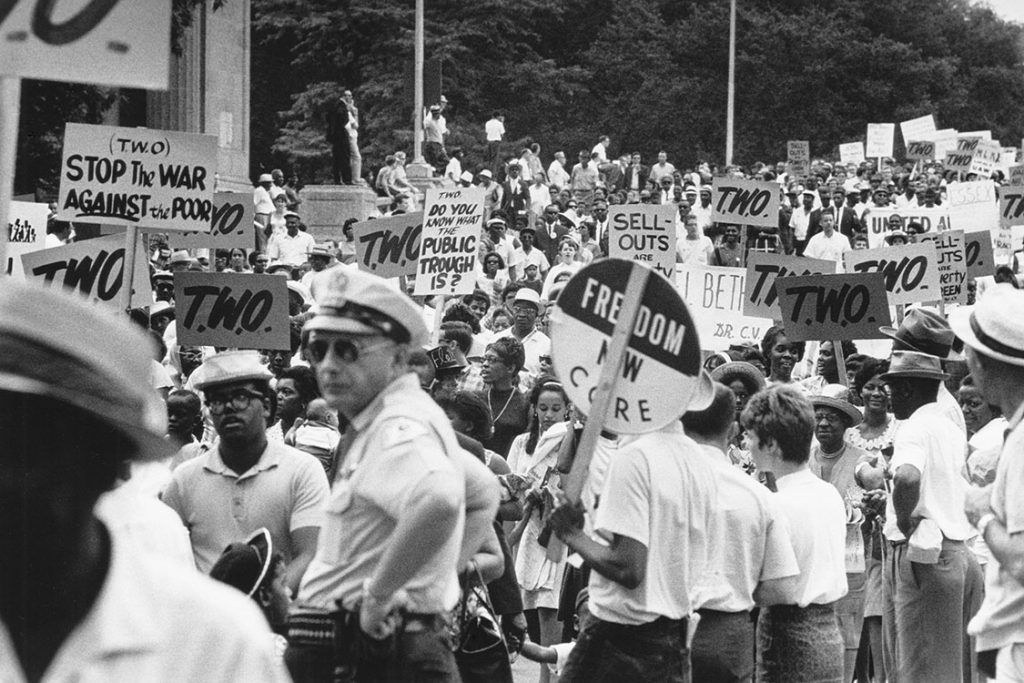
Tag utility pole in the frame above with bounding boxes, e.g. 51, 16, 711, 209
726, 0, 736, 167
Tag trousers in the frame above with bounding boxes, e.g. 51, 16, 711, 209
560, 611, 690, 683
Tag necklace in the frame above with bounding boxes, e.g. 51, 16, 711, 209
488, 387, 516, 423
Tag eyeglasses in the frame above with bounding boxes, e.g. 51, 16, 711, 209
205, 390, 265, 415
305, 335, 393, 363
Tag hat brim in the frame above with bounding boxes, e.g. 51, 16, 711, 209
880, 369, 950, 381
949, 308, 1024, 368
810, 395, 863, 427
686, 370, 716, 412
878, 325, 959, 361
710, 361, 767, 394
302, 316, 381, 338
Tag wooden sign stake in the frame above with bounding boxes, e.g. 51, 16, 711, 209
0, 76, 23, 275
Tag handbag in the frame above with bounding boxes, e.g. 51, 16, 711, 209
451, 566, 513, 683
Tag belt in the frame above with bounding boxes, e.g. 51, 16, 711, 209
286, 608, 446, 647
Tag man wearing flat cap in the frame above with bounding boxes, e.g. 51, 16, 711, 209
267, 210, 316, 267
879, 350, 982, 682
953, 285, 1024, 681
0, 281, 289, 681
163, 350, 329, 593
288, 267, 499, 682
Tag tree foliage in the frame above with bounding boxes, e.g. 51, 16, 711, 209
254, 0, 1024, 180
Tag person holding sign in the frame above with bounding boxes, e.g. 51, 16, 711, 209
740, 386, 848, 683
803, 213, 851, 270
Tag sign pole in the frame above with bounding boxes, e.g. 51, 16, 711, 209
432, 294, 446, 345
834, 339, 848, 387
546, 264, 651, 561
120, 224, 139, 312
0, 76, 23, 276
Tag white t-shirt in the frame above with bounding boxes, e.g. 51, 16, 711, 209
883, 401, 973, 542
512, 247, 550, 275
676, 235, 713, 265
588, 422, 717, 625
267, 230, 316, 267
485, 118, 505, 142
765, 468, 848, 607
803, 231, 851, 269
789, 207, 812, 241
690, 445, 800, 612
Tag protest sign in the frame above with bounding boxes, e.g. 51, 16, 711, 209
21, 233, 150, 308
173, 272, 290, 350
839, 142, 865, 165
351, 212, 423, 278
946, 180, 999, 233
56, 124, 218, 232
0, 1, 171, 89
945, 150, 973, 173
843, 242, 940, 305
932, 129, 960, 159
787, 140, 810, 178
961, 130, 993, 141
905, 141, 935, 161
969, 140, 1002, 178
1011, 166, 1024, 186
964, 230, 995, 280
551, 258, 702, 434
958, 136, 982, 153
711, 177, 778, 228
776, 272, 892, 341
743, 252, 837, 318
1000, 186, 1024, 227
414, 186, 483, 296
866, 123, 895, 158
169, 192, 254, 250
676, 264, 773, 350
862, 206, 951, 249
917, 230, 968, 305
607, 204, 676, 281
6, 200, 47, 278
900, 114, 937, 145
1001, 149, 1019, 173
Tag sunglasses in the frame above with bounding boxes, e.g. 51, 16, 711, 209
205, 389, 265, 415
305, 335, 393, 363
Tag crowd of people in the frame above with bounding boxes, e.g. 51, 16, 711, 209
8, 127, 1024, 683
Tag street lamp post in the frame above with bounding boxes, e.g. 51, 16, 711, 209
726, 0, 736, 167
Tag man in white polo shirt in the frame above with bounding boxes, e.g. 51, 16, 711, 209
267, 211, 316, 267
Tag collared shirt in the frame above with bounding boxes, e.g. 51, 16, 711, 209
296, 374, 466, 614
570, 163, 599, 192
589, 423, 718, 625
253, 186, 275, 214
495, 326, 551, 380
690, 444, 799, 612
267, 230, 316, 267
162, 440, 329, 572
803, 231, 851, 270
768, 468, 848, 607
485, 118, 505, 142
969, 401, 1024, 651
649, 162, 676, 183
0, 529, 289, 683
789, 207, 813, 241
511, 246, 550, 276
424, 116, 446, 143
883, 401, 973, 542
547, 161, 570, 191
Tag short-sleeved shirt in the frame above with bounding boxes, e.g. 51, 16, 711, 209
588, 422, 718, 625
267, 230, 316, 267
297, 374, 466, 614
485, 118, 505, 142
253, 186, 275, 215
770, 468, 849, 607
969, 402, 1024, 651
883, 401, 973, 542
494, 326, 551, 380
162, 441, 329, 573
690, 444, 800, 612
803, 231, 851, 268
512, 247, 550, 276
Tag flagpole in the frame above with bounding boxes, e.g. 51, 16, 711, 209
725, 0, 736, 167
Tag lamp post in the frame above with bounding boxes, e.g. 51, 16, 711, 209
726, 0, 736, 167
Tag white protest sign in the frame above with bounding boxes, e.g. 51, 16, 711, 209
550, 259, 703, 433
1011, 166, 1024, 187
21, 233, 150, 308
6, 200, 47, 278
711, 177, 778, 228
960, 130, 993, 141
607, 204, 676, 281
839, 142, 865, 165
1000, 149, 1018, 174
0, 1, 171, 89
843, 242, 940, 305
676, 264, 772, 350
900, 115, 937, 145
866, 123, 895, 158
169, 192, 255, 250
414, 186, 483, 296
862, 206, 952, 249
787, 140, 810, 178
743, 252, 837, 318
969, 140, 1002, 178
905, 141, 935, 161
946, 180, 999, 233
174, 272, 291, 350
917, 230, 968, 305
57, 124, 218, 232
932, 129, 960, 159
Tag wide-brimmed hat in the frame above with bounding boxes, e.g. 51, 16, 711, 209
191, 350, 274, 391
258, 173, 273, 183
169, 249, 192, 266
949, 284, 1024, 367
687, 370, 716, 412
304, 267, 427, 345
0, 279, 173, 460
881, 350, 950, 381
810, 384, 863, 427
710, 361, 767, 395
209, 528, 273, 598
884, 230, 909, 245
879, 307, 955, 359
309, 245, 332, 259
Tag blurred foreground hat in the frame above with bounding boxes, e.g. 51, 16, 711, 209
879, 307, 955, 359
949, 284, 1024, 367
305, 267, 427, 345
310, 245, 333, 259
0, 279, 172, 459
881, 350, 949, 381
169, 250, 192, 266
209, 528, 273, 598
191, 350, 273, 391
258, 173, 273, 183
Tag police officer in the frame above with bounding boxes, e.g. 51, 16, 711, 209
287, 267, 498, 682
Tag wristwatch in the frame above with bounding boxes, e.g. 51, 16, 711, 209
977, 512, 997, 537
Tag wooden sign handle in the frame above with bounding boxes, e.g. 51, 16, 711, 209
834, 338, 848, 388
0, 77, 23, 278
547, 264, 651, 561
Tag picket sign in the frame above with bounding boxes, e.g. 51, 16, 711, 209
843, 242, 940, 305
173, 272, 290, 350
607, 204, 676, 281
839, 142, 865, 165
917, 230, 968, 305
351, 212, 423, 278
1000, 186, 1024, 228
711, 177, 778, 228
775, 272, 892, 342
5, 200, 48, 278
743, 252, 837, 318
170, 192, 254, 250
787, 140, 810, 178
414, 186, 483, 296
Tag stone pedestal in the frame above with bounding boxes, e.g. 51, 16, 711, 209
301, 185, 380, 242
406, 161, 444, 196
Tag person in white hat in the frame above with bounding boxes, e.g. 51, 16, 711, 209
288, 267, 499, 682
0, 280, 290, 682
878, 349, 982, 682
493, 286, 551, 385
477, 168, 503, 222
162, 350, 329, 591
267, 210, 316, 267
254, 173, 276, 243
789, 188, 816, 255
952, 285, 1024, 680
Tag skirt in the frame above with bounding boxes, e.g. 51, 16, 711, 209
756, 603, 844, 683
